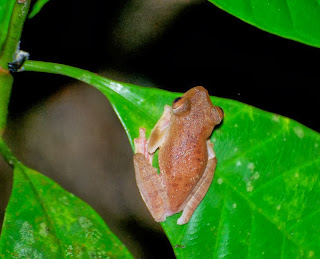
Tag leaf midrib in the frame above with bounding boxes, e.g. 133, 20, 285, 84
19, 166, 64, 255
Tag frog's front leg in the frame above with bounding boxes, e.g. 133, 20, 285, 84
147, 105, 171, 153
133, 128, 168, 222
177, 140, 217, 225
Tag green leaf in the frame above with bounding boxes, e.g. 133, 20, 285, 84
23, 61, 320, 258
0, 159, 132, 258
163, 101, 320, 258
28, 0, 50, 19
208, 0, 320, 48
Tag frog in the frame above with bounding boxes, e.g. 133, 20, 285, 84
133, 86, 224, 225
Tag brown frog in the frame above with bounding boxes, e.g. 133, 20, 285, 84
133, 86, 223, 224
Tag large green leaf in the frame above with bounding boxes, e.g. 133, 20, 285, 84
23, 61, 320, 257
92, 81, 320, 258
208, 0, 320, 48
0, 154, 132, 258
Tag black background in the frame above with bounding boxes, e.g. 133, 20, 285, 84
11, 0, 320, 132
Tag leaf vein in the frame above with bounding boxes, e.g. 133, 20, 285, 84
19, 167, 64, 255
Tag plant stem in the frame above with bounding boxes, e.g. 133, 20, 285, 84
0, 0, 31, 134
0, 72, 12, 135
0, 138, 18, 167
0, 0, 31, 68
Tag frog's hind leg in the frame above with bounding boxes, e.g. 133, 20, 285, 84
133, 128, 167, 222
177, 140, 217, 225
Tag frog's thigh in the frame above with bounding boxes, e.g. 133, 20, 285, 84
177, 157, 217, 225
134, 153, 166, 222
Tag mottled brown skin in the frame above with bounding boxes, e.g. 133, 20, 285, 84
133, 86, 223, 224
159, 87, 220, 213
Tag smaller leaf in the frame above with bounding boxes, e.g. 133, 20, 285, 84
209, 0, 320, 47
28, 0, 50, 19
0, 162, 132, 258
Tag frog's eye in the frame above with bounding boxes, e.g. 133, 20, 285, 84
173, 97, 181, 103
172, 96, 190, 114
172, 97, 184, 110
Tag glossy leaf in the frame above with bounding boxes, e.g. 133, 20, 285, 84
0, 161, 132, 258
23, 61, 320, 258
208, 0, 320, 48
91, 81, 320, 258
28, 0, 50, 19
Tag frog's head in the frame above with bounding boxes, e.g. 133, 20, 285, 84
172, 86, 223, 127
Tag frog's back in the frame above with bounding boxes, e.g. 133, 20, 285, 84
159, 122, 208, 213
158, 86, 219, 213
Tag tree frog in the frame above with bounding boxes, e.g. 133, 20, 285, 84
133, 86, 223, 225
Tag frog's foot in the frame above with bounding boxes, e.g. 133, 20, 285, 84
134, 127, 153, 164
134, 127, 169, 222
133, 152, 167, 222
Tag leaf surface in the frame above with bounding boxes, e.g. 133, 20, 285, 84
0, 161, 132, 258
100, 83, 320, 258
23, 61, 320, 258
28, 0, 50, 19
208, 0, 320, 47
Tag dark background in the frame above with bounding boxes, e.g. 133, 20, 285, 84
1, 0, 320, 258
12, 0, 320, 131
